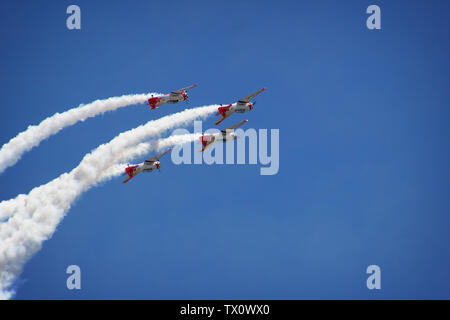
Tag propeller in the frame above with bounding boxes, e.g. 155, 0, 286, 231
183, 91, 189, 107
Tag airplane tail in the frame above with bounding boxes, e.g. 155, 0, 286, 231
123, 176, 133, 183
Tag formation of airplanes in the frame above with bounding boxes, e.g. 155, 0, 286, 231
124, 85, 266, 183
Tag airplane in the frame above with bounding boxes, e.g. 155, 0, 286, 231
147, 84, 198, 110
122, 148, 172, 183
199, 120, 248, 152
215, 88, 266, 125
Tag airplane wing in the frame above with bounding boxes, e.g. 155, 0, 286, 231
122, 175, 133, 183
224, 119, 248, 131
144, 148, 172, 163
237, 88, 266, 105
171, 84, 198, 94
215, 112, 232, 125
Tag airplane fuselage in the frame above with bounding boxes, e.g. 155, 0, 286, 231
140, 160, 160, 172
218, 102, 253, 115
232, 101, 253, 113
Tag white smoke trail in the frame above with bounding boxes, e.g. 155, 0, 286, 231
98, 133, 201, 181
0, 105, 218, 299
0, 134, 202, 223
115, 133, 202, 164
0, 93, 159, 174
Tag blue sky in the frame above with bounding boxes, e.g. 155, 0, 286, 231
1, 0, 449, 299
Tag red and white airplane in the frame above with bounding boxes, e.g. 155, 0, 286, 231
215, 88, 266, 125
147, 85, 198, 110
122, 148, 172, 183
199, 120, 248, 152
